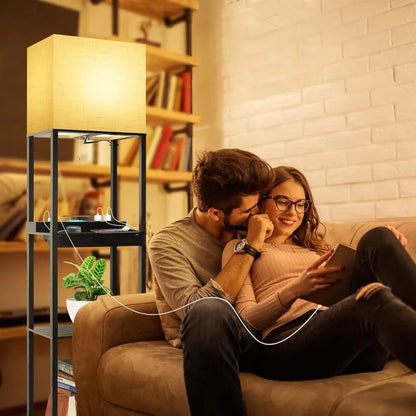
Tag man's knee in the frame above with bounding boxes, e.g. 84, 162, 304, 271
181, 297, 238, 343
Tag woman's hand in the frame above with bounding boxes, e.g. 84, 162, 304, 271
385, 225, 407, 247
279, 250, 343, 308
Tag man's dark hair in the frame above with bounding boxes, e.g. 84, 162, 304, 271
192, 148, 273, 214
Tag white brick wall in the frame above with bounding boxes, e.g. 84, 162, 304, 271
220, 0, 416, 222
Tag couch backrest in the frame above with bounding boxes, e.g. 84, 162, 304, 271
324, 218, 416, 263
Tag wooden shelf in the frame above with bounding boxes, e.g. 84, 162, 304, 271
0, 325, 26, 340
0, 241, 102, 254
105, 0, 199, 20
109, 36, 199, 72
147, 106, 200, 126
0, 159, 192, 184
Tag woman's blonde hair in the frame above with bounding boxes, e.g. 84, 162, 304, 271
262, 166, 330, 254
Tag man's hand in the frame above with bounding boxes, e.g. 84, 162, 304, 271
245, 214, 274, 251
385, 225, 407, 247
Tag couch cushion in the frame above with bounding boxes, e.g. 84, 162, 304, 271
97, 341, 190, 416
97, 341, 416, 416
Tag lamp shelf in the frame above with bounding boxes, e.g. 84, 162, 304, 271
105, 0, 199, 20
0, 323, 72, 341
0, 158, 192, 184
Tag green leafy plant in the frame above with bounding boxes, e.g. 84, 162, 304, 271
62, 256, 109, 301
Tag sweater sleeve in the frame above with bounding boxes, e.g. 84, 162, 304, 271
149, 229, 233, 320
223, 240, 289, 331
234, 275, 289, 331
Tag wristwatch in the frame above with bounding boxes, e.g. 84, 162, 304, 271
234, 239, 261, 260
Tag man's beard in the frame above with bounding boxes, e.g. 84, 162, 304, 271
224, 215, 248, 232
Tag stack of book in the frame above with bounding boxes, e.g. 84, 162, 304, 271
57, 358, 76, 395
120, 125, 192, 172
45, 358, 76, 415
146, 70, 191, 113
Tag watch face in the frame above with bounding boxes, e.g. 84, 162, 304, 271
235, 240, 246, 252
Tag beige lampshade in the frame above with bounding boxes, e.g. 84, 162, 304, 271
27, 34, 146, 135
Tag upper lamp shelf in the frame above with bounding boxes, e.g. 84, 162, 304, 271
104, 0, 199, 20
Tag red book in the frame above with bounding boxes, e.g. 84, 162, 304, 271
151, 125, 174, 169
44, 393, 70, 416
170, 134, 186, 170
181, 71, 191, 114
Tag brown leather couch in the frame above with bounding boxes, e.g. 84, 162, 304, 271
73, 218, 416, 416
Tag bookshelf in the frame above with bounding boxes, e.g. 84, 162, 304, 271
104, 0, 199, 20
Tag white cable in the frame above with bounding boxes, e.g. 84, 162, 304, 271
42, 211, 322, 346
104, 207, 137, 231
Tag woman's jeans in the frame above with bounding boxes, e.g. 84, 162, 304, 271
180, 227, 416, 416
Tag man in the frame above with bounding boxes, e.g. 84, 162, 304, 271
149, 148, 274, 415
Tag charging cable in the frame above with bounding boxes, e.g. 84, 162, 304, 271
42, 211, 322, 346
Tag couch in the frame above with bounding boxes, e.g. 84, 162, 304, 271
73, 218, 416, 416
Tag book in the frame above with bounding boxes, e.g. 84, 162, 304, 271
67, 395, 77, 416
44, 393, 70, 416
170, 134, 186, 171
58, 380, 76, 394
181, 71, 191, 113
58, 375, 76, 387
146, 79, 159, 105
154, 71, 166, 108
121, 137, 139, 166
179, 135, 192, 171
173, 74, 184, 112
151, 126, 174, 170
166, 74, 178, 110
146, 126, 163, 169
301, 243, 356, 307
58, 370, 75, 382
58, 358, 73, 377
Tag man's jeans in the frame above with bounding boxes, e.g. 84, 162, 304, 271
180, 227, 416, 416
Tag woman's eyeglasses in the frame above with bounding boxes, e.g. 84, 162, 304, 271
262, 195, 311, 214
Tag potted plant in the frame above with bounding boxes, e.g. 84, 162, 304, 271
63, 255, 109, 322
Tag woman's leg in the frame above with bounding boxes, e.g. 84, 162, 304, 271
246, 286, 416, 380
353, 227, 416, 309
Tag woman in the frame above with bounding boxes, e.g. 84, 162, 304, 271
222, 166, 416, 380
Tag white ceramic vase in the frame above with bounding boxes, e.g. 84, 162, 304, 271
66, 298, 91, 323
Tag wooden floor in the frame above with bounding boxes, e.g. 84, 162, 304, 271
0, 402, 47, 416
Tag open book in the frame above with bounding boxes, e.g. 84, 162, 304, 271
301, 243, 356, 307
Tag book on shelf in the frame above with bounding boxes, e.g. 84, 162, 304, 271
181, 71, 191, 113
58, 380, 76, 394
58, 358, 74, 376
179, 135, 192, 172
154, 71, 166, 108
44, 391, 73, 416
162, 133, 186, 171
146, 74, 159, 106
146, 126, 163, 169
166, 73, 178, 111
121, 137, 139, 166
151, 125, 174, 170
173, 73, 184, 112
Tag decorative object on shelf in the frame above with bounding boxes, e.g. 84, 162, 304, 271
135, 19, 161, 47
63, 255, 109, 322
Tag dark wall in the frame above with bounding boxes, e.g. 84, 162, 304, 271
0, 0, 79, 160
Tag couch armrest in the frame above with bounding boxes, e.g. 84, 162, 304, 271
72, 292, 165, 416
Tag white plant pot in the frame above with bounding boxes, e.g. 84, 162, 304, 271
66, 298, 91, 323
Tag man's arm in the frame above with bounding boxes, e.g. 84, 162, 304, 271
216, 214, 273, 298
149, 231, 232, 319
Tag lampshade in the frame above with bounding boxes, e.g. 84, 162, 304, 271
27, 34, 146, 135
